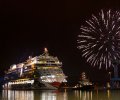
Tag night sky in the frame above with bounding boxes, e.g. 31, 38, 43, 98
0, 0, 120, 85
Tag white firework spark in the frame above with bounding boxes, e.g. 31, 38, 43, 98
78, 9, 120, 69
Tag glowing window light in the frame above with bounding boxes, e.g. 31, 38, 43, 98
11, 64, 17, 69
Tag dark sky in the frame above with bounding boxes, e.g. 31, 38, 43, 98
0, 0, 120, 84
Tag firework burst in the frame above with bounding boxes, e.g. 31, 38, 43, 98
77, 9, 120, 69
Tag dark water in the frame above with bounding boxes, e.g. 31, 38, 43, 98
0, 89, 120, 100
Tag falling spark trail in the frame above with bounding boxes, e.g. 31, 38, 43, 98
78, 9, 120, 69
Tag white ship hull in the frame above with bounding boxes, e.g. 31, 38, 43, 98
3, 78, 62, 90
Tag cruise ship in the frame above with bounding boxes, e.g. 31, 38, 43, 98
3, 48, 67, 90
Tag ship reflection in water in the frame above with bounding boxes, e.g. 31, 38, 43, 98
1, 90, 67, 100
74, 90, 93, 100
1, 89, 120, 100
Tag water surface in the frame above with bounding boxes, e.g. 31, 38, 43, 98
0, 89, 120, 100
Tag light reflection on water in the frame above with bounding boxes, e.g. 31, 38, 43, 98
1, 90, 68, 100
0, 89, 120, 100
74, 90, 93, 100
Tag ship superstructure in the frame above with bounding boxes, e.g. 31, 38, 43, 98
3, 48, 67, 90
73, 72, 94, 90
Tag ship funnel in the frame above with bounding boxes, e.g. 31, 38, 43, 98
44, 48, 49, 56
44, 48, 48, 53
